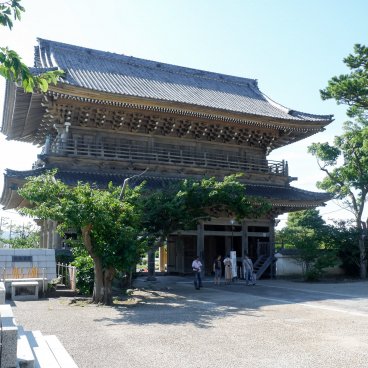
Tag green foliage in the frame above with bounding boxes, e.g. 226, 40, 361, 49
18, 171, 145, 274
320, 44, 368, 118
0, 1, 64, 92
71, 248, 94, 295
18, 170, 271, 301
140, 174, 271, 247
0, 223, 40, 248
311, 45, 368, 278
328, 220, 362, 277
277, 210, 339, 280
0, 0, 24, 29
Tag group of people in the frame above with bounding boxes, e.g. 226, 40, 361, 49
192, 254, 256, 290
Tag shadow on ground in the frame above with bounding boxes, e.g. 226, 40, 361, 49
87, 276, 368, 329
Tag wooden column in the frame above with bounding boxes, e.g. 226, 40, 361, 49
197, 222, 204, 258
242, 220, 248, 256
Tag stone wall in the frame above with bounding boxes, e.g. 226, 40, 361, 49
0, 248, 56, 284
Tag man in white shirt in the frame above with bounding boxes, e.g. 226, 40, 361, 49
192, 256, 203, 290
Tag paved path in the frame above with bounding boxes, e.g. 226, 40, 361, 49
11, 277, 368, 368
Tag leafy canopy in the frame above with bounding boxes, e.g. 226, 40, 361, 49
320, 44, 368, 118
0, 0, 64, 92
139, 174, 271, 243
18, 171, 145, 272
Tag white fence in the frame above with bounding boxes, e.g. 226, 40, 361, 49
56, 263, 77, 291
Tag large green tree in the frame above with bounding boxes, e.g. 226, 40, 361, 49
309, 44, 368, 278
18, 171, 145, 305
276, 209, 338, 280
0, 0, 63, 91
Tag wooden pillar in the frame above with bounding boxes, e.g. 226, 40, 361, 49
51, 221, 61, 249
159, 246, 167, 272
269, 219, 276, 278
42, 220, 48, 249
241, 220, 248, 256
47, 220, 54, 249
197, 222, 204, 258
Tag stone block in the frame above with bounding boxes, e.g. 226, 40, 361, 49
0, 282, 5, 304
0, 305, 18, 368
11, 282, 39, 301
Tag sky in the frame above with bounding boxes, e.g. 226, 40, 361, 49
0, 0, 368, 228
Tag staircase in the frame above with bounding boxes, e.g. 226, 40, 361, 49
0, 304, 78, 368
253, 255, 277, 280
17, 328, 78, 368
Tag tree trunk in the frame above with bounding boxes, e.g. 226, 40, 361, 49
358, 238, 367, 279
82, 224, 116, 305
355, 218, 367, 279
146, 248, 156, 281
146, 236, 165, 281
103, 267, 116, 305
92, 257, 104, 303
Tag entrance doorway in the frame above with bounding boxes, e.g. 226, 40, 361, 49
204, 235, 242, 275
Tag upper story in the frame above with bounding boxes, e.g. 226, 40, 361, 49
1, 39, 333, 186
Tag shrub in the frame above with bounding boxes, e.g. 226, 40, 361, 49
71, 250, 94, 295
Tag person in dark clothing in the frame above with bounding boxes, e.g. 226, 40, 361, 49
213, 255, 222, 285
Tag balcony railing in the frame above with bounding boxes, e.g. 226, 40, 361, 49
41, 138, 288, 176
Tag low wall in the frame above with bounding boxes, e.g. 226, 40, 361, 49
0, 248, 56, 284
275, 252, 344, 277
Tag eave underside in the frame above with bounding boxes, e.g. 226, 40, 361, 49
2, 85, 330, 152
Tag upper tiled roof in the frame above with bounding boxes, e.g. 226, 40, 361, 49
34, 39, 332, 123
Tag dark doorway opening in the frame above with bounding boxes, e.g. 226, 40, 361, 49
204, 235, 242, 275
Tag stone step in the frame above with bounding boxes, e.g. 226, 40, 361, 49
44, 335, 78, 368
19, 330, 78, 368
22, 330, 60, 368
17, 326, 35, 368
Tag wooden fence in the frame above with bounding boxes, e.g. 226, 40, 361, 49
56, 263, 77, 291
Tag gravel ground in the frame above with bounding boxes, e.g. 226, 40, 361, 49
10, 277, 368, 368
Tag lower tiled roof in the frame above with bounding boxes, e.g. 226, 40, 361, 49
3, 168, 331, 205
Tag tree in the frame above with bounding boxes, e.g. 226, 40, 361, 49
320, 44, 368, 118
18, 171, 145, 305
277, 209, 338, 280
0, 223, 40, 248
309, 44, 368, 279
140, 174, 271, 279
0, 0, 63, 92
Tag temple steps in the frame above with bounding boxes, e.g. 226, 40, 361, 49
17, 327, 78, 368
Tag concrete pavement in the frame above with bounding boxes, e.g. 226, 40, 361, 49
11, 276, 368, 368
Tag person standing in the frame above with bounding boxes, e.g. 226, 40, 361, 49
243, 254, 255, 286
223, 255, 232, 285
213, 255, 222, 285
192, 256, 203, 290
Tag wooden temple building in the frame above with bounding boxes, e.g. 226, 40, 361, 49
1, 39, 333, 277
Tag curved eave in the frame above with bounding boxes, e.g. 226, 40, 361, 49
1, 82, 44, 143
0, 172, 29, 210
1, 168, 332, 212
2, 81, 332, 146
49, 84, 333, 129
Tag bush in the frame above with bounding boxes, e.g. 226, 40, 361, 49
71, 251, 94, 295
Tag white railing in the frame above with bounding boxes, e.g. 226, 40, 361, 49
56, 263, 76, 291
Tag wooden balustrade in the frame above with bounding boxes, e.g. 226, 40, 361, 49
45, 138, 287, 175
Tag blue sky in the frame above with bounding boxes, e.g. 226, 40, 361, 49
1, 0, 368, 226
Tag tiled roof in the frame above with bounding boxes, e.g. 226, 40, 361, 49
3, 168, 331, 204
34, 39, 332, 123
